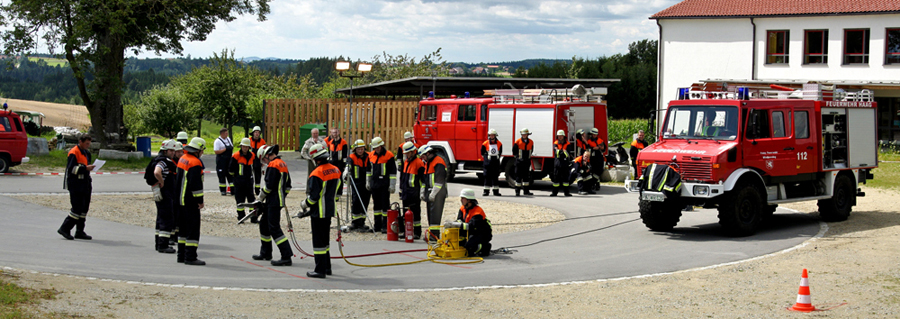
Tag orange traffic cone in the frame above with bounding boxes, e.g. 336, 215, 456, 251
788, 268, 816, 312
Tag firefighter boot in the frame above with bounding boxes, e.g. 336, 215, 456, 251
523, 187, 534, 196
550, 187, 558, 197
253, 240, 273, 261
493, 188, 502, 196
74, 219, 92, 240
271, 242, 292, 266
237, 210, 246, 223
57, 217, 76, 240
483, 189, 490, 196
176, 241, 186, 263
563, 187, 572, 197
515, 188, 521, 197
157, 236, 175, 253
250, 214, 259, 224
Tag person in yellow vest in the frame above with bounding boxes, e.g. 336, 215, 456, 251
629, 130, 648, 178
367, 137, 396, 233
444, 188, 492, 257
512, 128, 534, 196
419, 145, 448, 241
481, 128, 502, 196
58, 134, 95, 240
230, 138, 257, 223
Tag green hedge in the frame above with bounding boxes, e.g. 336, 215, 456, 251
608, 118, 655, 146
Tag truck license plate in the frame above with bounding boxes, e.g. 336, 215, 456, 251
642, 192, 665, 202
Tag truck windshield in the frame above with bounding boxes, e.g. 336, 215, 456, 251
662, 106, 738, 141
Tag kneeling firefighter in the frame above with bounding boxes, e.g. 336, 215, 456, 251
253, 145, 294, 266
300, 144, 342, 278
444, 189, 492, 257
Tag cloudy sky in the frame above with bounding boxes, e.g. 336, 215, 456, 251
140, 0, 680, 63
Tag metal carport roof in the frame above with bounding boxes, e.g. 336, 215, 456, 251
334, 77, 620, 97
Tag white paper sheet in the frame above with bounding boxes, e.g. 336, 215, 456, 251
92, 159, 106, 172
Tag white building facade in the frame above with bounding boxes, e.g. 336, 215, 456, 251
654, 2, 900, 140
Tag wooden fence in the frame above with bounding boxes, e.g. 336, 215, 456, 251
264, 98, 418, 151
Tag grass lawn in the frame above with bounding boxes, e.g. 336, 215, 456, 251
0, 271, 57, 318
870, 152, 900, 190
27, 150, 151, 172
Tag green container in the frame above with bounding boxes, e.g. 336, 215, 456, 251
298, 123, 328, 147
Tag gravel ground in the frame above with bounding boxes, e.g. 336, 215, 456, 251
6, 186, 900, 318
11, 192, 563, 241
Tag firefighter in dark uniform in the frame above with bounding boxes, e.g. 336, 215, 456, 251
585, 127, 606, 186
419, 145, 448, 242
253, 144, 294, 266
367, 137, 396, 234
57, 134, 95, 240
481, 128, 502, 196
169, 141, 184, 245
213, 128, 234, 195
444, 189, 492, 257
300, 144, 342, 278
571, 151, 596, 195
551, 130, 573, 197
574, 129, 586, 155
513, 128, 534, 196
176, 137, 207, 265
396, 131, 417, 170
249, 126, 266, 195
230, 138, 257, 223
149, 140, 177, 253
399, 142, 425, 239
343, 140, 372, 232
630, 130, 648, 178
324, 128, 348, 198
176, 131, 188, 145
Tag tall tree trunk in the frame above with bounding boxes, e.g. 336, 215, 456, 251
93, 31, 127, 147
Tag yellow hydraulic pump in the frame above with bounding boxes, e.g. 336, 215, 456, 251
430, 227, 468, 258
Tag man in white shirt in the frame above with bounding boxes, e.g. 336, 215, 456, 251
299, 128, 327, 178
213, 128, 234, 195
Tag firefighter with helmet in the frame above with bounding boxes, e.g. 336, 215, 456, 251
399, 141, 425, 239
230, 138, 257, 223
585, 127, 606, 186
367, 137, 396, 233
343, 139, 372, 232
551, 130, 574, 197
513, 128, 535, 196
396, 131, 417, 170
169, 140, 184, 245
176, 131, 188, 145
58, 134, 95, 241
630, 130, 648, 178
419, 145, 448, 241
444, 188, 493, 257
481, 128, 502, 196
324, 128, 348, 198
176, 137, 207, 265
299, 144, 342, 278
147, 140, 178, 253
249, 126, 266, 195
571, 150, 596, 195
253, 144, 294, 266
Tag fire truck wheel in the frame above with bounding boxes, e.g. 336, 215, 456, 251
818, 174, 854, 222
639, 199, 682, 231
717, 183, 763, 237
504, 160, 516, 188
0, 155, 9, 173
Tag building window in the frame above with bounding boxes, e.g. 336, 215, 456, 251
804, 30, 828, 64
887, 28, 900, 65
843, 29, 869, 64
766, 30, 790, 64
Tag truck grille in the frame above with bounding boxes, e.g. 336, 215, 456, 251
655, 161, 713, 181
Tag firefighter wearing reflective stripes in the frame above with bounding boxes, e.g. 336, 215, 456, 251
343, 140, 371, 232
585, 127, 606, 183
396, 131, 417, 171
570, 152, 596, 195
444, 189, 492, 257
639, 163, 683, 196
419, 145, 448, 241
630, 130, 648, 178
513, 128, 534, 196
325, 129, 348, 197
57, 134, 95, 241
150, 140, 177, 253
481, 129, 502, 196
300, 144, 342, 278
399, 142, 425, 239
249, 126, 266, 195
367, 137, 396, 233
254, 145, 294, 266
230, 138, 257, 223
176, 137, 207, 265
170, 141, 184, 245
551, 130, 573, 197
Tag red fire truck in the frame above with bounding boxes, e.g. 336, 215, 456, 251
414, 87, 608, 185
626, 83, 877, 236
0, 104, 31, 173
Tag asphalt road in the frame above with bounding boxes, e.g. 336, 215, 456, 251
0, 156, 821, 291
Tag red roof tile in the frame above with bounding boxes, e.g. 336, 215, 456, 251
652, 0, 900, 19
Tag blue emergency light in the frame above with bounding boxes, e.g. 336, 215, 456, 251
2, 103, 7, 111
737, 87, 750, 100
428, 91, 434, 98
465, 92, 470, 98
677, 88, 690, 100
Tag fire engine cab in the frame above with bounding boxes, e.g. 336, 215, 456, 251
414, 86, 608, 186
625, 83, 877, 236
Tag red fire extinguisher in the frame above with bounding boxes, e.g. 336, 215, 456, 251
387, 204, 399, 241
404, 209, 414, 243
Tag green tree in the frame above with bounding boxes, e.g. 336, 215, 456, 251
132, 85, 199, 138
0, 0, 270, 147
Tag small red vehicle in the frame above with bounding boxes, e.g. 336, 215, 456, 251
414, 87, 608, 185
0, 104, 31, 173
626, 83, 878, 236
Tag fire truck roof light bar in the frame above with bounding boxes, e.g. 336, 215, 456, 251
486, 87, 606, 104
675, 85, 873, 102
